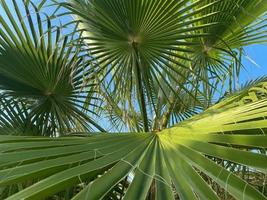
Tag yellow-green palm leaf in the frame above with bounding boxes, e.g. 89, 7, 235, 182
1, 81, 267, 199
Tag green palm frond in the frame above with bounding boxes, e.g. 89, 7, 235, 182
58, 0, 267, 132
0, 1, 267, 199
0, 97, 40, 136
0, 0, 104, 135
194, 0, 267, 48
1, 81, 267, 200
190, 0, 267, 85
239, 75, 267, 92
60, 0, 224, 131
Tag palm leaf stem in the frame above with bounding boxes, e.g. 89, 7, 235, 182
133, 43, 149, 132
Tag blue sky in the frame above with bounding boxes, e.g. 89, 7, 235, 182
241, 45, 267, 83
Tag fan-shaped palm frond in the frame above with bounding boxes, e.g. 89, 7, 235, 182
190, 0, 267, 86
60, 0, 222, 131
1, 81, 267, 200
59, 0, 267, 132
0, 0, 104, 135
194, 0, 267, 46
1, 1, 267, 199
0, 97, 41, 136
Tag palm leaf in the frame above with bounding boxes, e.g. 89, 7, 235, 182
59, 0, 224, 131
1, 81, 267, 199
58, 0, 267, 132
0, 97, 41, 136
0, 0, 104, 135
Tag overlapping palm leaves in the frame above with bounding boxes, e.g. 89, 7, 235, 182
62, 0, 267, 132
0, 97, 40, 135
0, 81, 267, 199
190, 0, 267, 96
195, 0, 267, 47
0, 0, 104, 135
62, 0, 221, 131
97, 80, 204, 132
0, 0, 267, 199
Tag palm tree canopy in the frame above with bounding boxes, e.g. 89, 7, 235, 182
0, 0, 267, 199
1, 80, 267, 199
0, 0, 104, 135
62, 0, 267, 131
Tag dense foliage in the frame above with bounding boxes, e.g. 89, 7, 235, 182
0, 0, 267, 199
